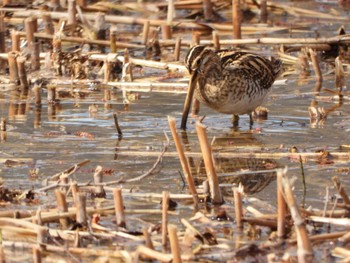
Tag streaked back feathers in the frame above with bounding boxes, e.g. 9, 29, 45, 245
183, 45, 283, 115
185, 45, 282, 79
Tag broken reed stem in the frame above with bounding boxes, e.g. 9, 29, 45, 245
104, 59, 111, 82
299, 155, 307, 207
113, 188, 126, 228
243, 217, 277, 228
0, 16, 5, 72
109, 29, 117, 53
31, 41, 40, 71
161, 24, 172, 40
277, 169, 287, 238
335, 56, 344, 94
33, 82, 41, 104
168, 116, 198, 205
202, 180, 210, 203
168, 224, 182, 263
162, 191, 169, 248
143, 227, 154, 250
332, 176, 350, 205
191, 32, 200, 46
70, 181, 79, 202
24, 17, 35, 47
174, 37, 181, 61
0, 15, 4, 50
47, 85, 56, 103
33, 245, 41, 263
281, 169, 314, 263
11, 30, 20, 52
260, 0, 268, 23
0, 118, 6, 131
0, 118, 5, 141
32, 16, 38, 32
167, 0, 175, 25
93, 165, 105, 197
212, 31, 220, 51
42, 14, 54, 35
74, 230, 80, 248
75, 193, 87, 226
142, 20, 150, 45
309, 48, 323, 82
55, 189, 69, 229
297, 49, 310, 78
113, 113, 123, 138
0, 245, 4, 263
338, 231, 350, 244
8, 51, 19, 84
195, 122, 223, 204
67, 0, 77, 25
52, 35, 62, 75
122, 49, 133, 82
34, 102, 41, 129
16, 56, 29, 91
203, 0, 213, 20
59, 175, 69, 194
37, 224, 47, 250
232, 0, 242, 39
24, 17, 40, 71
233, 187, 243, 229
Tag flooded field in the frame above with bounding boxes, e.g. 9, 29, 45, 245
1, 0, 350, 262
2, 74, 349, 203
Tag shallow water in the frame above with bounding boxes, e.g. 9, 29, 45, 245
1, 1, 350, 261
1, 70, 349, 209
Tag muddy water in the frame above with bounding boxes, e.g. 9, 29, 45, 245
1, 4, 350, 261
0, 68, 349, 212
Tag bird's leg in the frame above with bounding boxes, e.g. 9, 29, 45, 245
232, 114, 239, 127
248, 113, 255, 130
249, 113, 254, 126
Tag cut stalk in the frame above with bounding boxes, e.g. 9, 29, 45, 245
75, 193, 87, 226
168, 224, 182, 263
195, 122, 223, 204
232, 0, 241, 39
233, 187, 243, 229
309, 48, 322, 83
168, 116, 198, 205
55, 189, 69, 229
281, 169, 314, 263
277, 169, 287, 238
113, 188, 126, 228
161, 191, 169, 247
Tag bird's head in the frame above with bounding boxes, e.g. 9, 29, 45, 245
184, 45, 209, 75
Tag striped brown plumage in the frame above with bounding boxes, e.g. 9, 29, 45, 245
181, 45, 283, 129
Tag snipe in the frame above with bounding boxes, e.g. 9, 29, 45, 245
180, 45, 283, 129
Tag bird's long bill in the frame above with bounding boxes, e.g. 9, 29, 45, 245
180, 72, 198, 130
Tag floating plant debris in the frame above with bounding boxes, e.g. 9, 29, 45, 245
0, 0, 350, 262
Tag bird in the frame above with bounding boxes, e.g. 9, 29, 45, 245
180, 45, 283, 129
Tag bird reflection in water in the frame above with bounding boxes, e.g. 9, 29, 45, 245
181, 129, 278, 196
